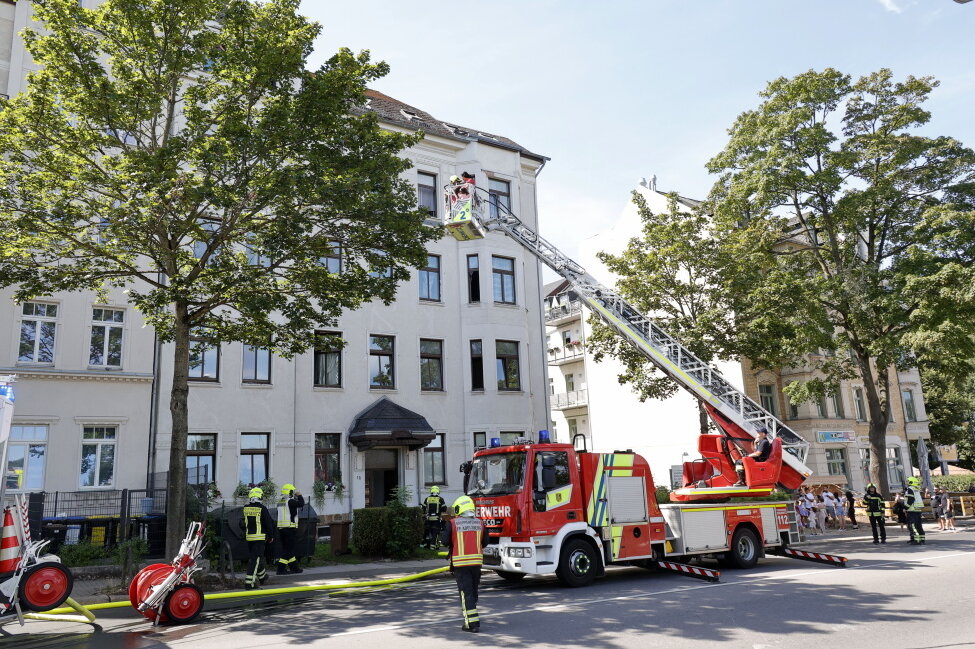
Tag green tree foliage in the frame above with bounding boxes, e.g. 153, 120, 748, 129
706, 69, 975, 496
587, 192, 735, 434
0, 0, 439, 555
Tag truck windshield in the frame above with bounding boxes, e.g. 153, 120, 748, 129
466, 452, 527, 496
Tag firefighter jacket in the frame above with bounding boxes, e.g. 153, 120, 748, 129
243, 501, 275, 542
906, 487, 924, 512
277, 494, 305, 529
424, 495, 446, 522
863, 492, 886, 517
441, 515, 485, 568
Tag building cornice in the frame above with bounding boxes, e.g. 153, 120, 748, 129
0, 367, 153, 383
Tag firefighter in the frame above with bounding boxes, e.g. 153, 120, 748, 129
276, 483, 305, 575
423, 486, 446, 549
440, 495, 485, 633
733, 427, 770, 486
242, 487, 275, 589
863, 483, 887, 544
905, 476, 925, 545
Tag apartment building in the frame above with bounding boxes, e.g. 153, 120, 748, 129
0, 1, 550, 514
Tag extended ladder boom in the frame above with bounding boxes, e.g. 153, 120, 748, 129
446, 185, 810, 478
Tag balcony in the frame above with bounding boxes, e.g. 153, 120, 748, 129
547, 344, 585, 366
545, 300, 583, 325
553, 389, 588, 411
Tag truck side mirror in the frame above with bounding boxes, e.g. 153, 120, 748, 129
542, 466, 557, 491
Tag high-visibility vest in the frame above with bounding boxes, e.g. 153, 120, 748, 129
906, 487, 924, 512
449, 516, 484, 568
243, 505, 267, 541
424, 496, 444, 521
277, 498, 298, 529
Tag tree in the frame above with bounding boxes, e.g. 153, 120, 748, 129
706, 68, 975, 496
587, 192, 736, 435
0, 0, 439, 556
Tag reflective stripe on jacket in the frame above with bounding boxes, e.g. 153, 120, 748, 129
863, 493, 886, 517
425, 496, 445, 521
277, 495, 303, 529
906, 487, 924, 512
449, 516, 484, 567
244, 505, 267, 541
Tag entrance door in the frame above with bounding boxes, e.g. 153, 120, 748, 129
364, 448, 399, 507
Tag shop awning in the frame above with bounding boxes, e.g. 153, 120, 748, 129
348, 397, 436, 450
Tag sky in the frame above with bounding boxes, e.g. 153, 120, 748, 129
303, 0, 975, 475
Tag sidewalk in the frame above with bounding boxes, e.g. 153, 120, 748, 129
793, 515, 974, 546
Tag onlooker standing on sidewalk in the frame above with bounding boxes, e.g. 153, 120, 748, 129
814, 494, 828, 535
845, 490, 859, 529
942, 491, 957, 532
933, 488, 946, 532
905, 477, 925, 545
822, 490, 837, 528
832, 490, 846, 530
863, 484, 887, 544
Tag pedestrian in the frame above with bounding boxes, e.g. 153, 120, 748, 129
822, 489, 837, 528
832, 490, 846, 530
905, 477, 925, 545
441, 495, 486, 633
242, 487, 275, 590
423, 485, 447, 549
814, 494, 828, 535
942, 491, 957, 532
863, 483, 887, 544
892, 492, 908, 529
845, 489, 859, 529
276, 482, 305, 575
932, 488, 945, 531
733, 427, 771, 486
796, 497, 810, 532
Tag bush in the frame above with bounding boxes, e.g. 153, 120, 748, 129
351, 504, 424, 559
932, 475, 975, 492
655, 486, 671, 504
58, 540, 109, 567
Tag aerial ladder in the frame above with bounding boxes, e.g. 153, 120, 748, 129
444, 179, 811, 501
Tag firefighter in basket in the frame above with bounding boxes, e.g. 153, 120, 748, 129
440, 495, 486, 633
242, 487, 275, 590
276, 483, 305, 575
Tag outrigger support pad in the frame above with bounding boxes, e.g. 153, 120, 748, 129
768, 546, 848, 568
656, 560, 721, 583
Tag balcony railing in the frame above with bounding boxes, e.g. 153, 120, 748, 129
545, 300, 583, 323
553, 389, 588, 410
547, 345, 585, 364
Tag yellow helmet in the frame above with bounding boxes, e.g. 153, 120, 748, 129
282, 483, 296, 496
248, 487, 263, 500
430, 486, 440, 495
452, 495, 475, 516
907, 477, 920, 487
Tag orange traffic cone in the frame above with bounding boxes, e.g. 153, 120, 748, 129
0, 507, 21, 574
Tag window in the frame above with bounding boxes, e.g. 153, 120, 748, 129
492, 256, 516, 304
496, 340, 521, 391
321, 241, 343, 274
418, 172, 438, 219
548, 377, 554, 395
830, 390, 845, 419
534, 451, 571, 490
89, 307, 124, 367
314, 332, 342, 387
467, 255, 480, 303
80, 426, 117, 488
789, 401, 799, 420
500, 431, 522, 445
4, 426, 48, 491
564, 373, 575, 392
488, 178, 511, 219
369, 335, 395, 388
368, 250, 392, 279
193, 220, 219, 260
470, 340, 484, 391
816, 395, 827, 418
825, 448, 848, 480
424, 434, 446, 485
567, 418, 578, 438
902, 389, 917, 422
419, 255, 441, 302
238, 433, 269, 485
186, 434, 217, 485
18, 302, 57, 363
314, 433, 341, 483
420, 339, 444, 391
473, 432, 486, 449
758, 384, 778, 417
854, 388, 866, 421
886, 447, 904, 490
188, 329, 220, 381
242, 345, 271, 383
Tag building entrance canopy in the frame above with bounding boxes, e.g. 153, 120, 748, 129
348, 397, 436, 450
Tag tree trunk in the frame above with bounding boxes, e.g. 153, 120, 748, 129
858, 354, 891, 498
164, 303, 191, 559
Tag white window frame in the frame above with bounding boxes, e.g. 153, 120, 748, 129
89, 307, 125, 368
18, 302, 58, 364
80, 425, 118, 489
5, 425, 49, 492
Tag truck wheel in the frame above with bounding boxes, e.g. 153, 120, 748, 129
495, 570, 526, 582
726, 527, 760, 569
18, 562, 73, 612
556, 539, 598, 587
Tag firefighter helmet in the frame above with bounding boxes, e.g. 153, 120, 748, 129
282, 483, 296, 496
430, 486, 441, 495
866, 483, 877, 491
907, 477, 920, 487
249, 487, 263, 500
452, 495, 475, 516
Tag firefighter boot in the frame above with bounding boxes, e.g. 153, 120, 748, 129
277, 563, 289, 576
289, 563, 304, 574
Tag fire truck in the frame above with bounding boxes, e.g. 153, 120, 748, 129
446, 181, 841, 586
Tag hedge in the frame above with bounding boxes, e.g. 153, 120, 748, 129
932, 475, 975, 492
351, 505, 424, 558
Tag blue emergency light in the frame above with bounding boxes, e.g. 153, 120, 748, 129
538, 430, 551, 443
490, 437, 501, 448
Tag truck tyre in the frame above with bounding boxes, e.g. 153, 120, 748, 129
495, 570, 526, 582
556, 539, 598, 587
726, 527, 760, 569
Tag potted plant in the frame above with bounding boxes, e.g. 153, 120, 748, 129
312, 479, 329, 509
257, 478, 277, 505
233, 482, 250, 504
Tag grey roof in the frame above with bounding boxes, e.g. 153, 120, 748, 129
544, 279, 571, 298
360, 90, 548, 163
348, 397, 436, 450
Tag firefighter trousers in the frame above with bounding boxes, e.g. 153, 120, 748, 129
246, 540, 267, 587
278, 527, 298, 569
453, 565, 481, 629
424, 520, 442, 548
906, 512, 925, 543
868, 515, 886, 542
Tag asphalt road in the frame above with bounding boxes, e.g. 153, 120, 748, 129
4, 529, 975, 649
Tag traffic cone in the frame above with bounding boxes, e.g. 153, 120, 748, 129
0, 507, 21, 574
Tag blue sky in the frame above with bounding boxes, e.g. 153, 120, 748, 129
306, 0, 975, 258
